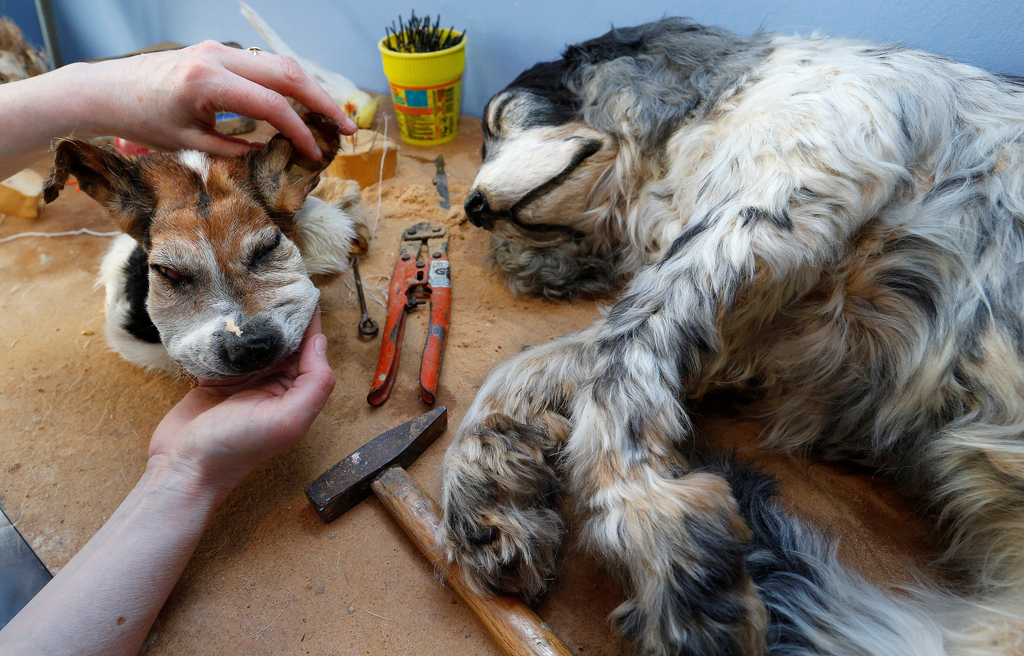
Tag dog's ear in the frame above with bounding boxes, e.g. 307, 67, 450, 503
43, 138, 156, 246
247, 113, 341, 236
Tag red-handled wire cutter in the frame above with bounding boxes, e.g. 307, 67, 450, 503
367, 222, 451, 406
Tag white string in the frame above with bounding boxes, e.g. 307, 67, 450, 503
362, 274, 390, 308
0, 228, 120, 244
371, 112, 390, 243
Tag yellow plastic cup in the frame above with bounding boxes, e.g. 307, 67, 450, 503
379, 31, 465, 146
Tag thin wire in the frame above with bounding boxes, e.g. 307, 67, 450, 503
0, 228, 120, 244
371, 112, 389, 243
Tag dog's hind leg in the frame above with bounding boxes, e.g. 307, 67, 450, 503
438, 324, 602, 600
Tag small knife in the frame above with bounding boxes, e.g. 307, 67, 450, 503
434, 155, 451, 210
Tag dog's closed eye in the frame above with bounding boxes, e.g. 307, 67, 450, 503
249, 231, 283, 269
151, 264, 188, 286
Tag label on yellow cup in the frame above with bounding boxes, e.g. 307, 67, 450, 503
389, 77, 461, 145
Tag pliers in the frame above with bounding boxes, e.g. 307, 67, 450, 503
367, 222, 451, 406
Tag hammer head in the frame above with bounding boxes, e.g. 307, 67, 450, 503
306, 406, 448, 522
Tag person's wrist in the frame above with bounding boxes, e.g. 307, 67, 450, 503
60, 61, 122, 138
143, 451, 242, 510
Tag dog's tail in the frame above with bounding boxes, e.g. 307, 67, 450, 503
695, 451, 1024, 656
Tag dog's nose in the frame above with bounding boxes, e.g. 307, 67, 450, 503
464, 188, 494, 229
222, 318, 283, 373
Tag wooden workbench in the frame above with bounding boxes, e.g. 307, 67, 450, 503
0, 106, 938, 655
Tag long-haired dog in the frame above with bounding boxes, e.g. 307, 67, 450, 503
42, 113, 367, 378
438, 19, 1024, 655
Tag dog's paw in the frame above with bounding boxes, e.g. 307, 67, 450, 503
439, 413, 566, 600
605, 479, 767, 656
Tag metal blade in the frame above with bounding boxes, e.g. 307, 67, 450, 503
434, 155, 451, 210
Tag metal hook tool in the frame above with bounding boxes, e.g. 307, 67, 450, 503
352, 258, 379, 337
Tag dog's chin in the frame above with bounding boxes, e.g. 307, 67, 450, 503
488, 216, 583, 248
173, 350, 292, 381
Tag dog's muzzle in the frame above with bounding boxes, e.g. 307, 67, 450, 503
465, 188, 509, 230
221, 317, 285, 374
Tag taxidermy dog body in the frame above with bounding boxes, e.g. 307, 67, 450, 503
440, 19, 1024, 655
42, 114, 366, 379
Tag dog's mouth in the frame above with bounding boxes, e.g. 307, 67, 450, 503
488, 217, 587, 248
176, 348, 290, 380
464, 137, 603, 239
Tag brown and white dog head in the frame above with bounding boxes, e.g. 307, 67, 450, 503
43, 113, 358, 378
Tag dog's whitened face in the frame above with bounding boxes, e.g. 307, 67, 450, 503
465, 89, 616, 245
140, 152, 319, 378
43, 115, 341, 378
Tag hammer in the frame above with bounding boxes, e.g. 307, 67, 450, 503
306, 407, 575, 656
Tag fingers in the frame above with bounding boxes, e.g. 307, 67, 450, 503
169, 127, 257, 160
187, 41, 357, 159
207, 77, 323, 157
297, 307, 335, 393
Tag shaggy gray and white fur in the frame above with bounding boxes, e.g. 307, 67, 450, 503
439, 18, 1024, 656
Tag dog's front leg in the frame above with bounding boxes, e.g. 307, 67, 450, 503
438, 324, 602, 600
562, 106, 916, 651
565, 263, 767, 656
566, 201, 887, 653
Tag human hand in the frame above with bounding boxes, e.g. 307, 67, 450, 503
148, 308, 335, 492
66, 41, 357, 160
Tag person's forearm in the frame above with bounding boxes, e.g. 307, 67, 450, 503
0, 455, 234, 656
0, 62, 105, 179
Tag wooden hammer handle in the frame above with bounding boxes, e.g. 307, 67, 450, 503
371, 467, 576, 656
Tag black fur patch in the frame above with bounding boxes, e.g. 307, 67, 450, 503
122, 243, 161, 344
664, 220, 712, 260
197, 188, 212, 218
741, 207, 794, 231
495, 68, 578, 130
876, 264, 940, 322
513, 138, 603, 211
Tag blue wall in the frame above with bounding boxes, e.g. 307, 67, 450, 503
44, 0, 1024, 118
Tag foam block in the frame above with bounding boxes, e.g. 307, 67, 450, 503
0, 169, 43, 219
